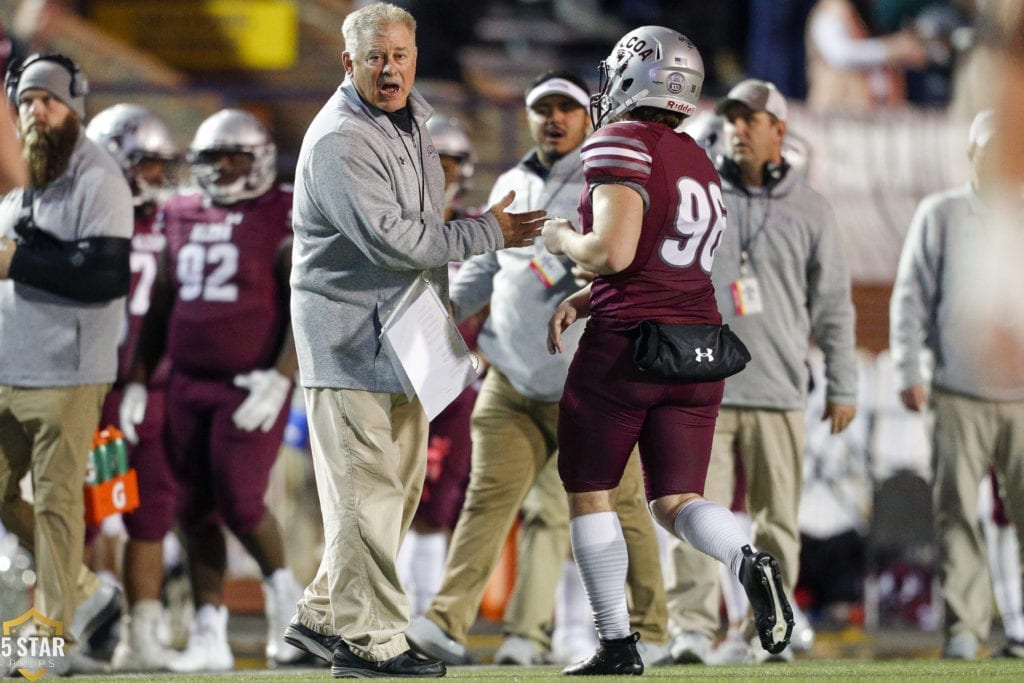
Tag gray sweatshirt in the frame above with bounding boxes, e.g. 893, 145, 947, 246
713, 163, 857, 409
450, 151, 585, 402
890, 185, 1024, 401
290, 80, 503, 392
0, 133, 133, 387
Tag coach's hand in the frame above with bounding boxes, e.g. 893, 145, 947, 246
232, 369, 292, 432
489, 191, 546, 249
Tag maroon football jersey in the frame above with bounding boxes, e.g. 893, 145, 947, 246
579, 121, 724, 327
116, 208, 164, 385
160, 186, 292, 378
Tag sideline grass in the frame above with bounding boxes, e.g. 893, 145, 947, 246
57, 658, 1024, 682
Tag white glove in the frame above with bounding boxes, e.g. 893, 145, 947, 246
232, 369, 291, 432
119, 382, 148, 445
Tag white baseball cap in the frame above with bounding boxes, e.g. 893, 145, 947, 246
715, 78, 787, 122
525, 76, 590, 110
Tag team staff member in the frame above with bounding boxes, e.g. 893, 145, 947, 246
667, 79, 856, 664
283, 2, 545, 678
543, 29, 793, 675
890, 110, 1024, 660
0, 53, 132, 651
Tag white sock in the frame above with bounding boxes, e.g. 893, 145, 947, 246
719, 511, 752, 624
570, 512, 630, 641
396, 531, 416, 598
413, 531, 447, 616
989, 524, 1024, 640
554, 559, 597, 644
396, 531, 448, 616
673, 499, 751, 578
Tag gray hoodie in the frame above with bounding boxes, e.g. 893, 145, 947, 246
290, 80, 504, 392
890, 185, 1024, 401
713, 161, 857, 410
450, 150, 585, 402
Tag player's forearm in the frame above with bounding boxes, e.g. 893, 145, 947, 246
559, 231, 617, 275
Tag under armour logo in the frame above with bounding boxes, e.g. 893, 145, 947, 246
695, 348, 715, 363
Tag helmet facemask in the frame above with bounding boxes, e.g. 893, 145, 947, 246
187, 109, 277, 206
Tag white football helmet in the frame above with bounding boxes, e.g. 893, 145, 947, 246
86, 103, 178, 206
187, 109, 276, 205
591, 25, 705, 128
427, 115, 474, 197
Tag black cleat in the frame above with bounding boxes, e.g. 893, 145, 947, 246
739, 545, 794, 655
331, 641, 446, 678
283, 618, 342, 665
563, 632, 644, 676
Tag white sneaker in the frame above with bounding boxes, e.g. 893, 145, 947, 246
551, 626, 598, 666
941, 632, 978, 660
166, 604, 234, 672
112, 600, 177, 671
635, 640, 672, 667
263, 569, 306, 665
71, 581, 123, 644
493, 635, 538, 665
790, 603, 815, 652
405, 615, 472, 665
670, 630, 710, 664
707, 631, 750, 665
750, 635, 794, 663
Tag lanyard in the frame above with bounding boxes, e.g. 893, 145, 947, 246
390, 117, 425, 220
738, 192, 772, 276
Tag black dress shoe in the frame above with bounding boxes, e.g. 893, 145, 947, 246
332, 641, 446, 678
283, 618, 342, 664
739, 545, 794, 655
563, 632, 643, 676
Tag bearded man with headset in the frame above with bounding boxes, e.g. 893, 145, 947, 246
0, 52, 133, 670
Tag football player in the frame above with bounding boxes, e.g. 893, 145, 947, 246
542, 27, 794, 674
120, 109, 305, 672
86, 103, 180, 671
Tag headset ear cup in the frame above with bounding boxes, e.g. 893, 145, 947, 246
4, 57, 23, 105
70, 71, 88, 98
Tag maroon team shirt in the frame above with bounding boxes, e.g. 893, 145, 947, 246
159, 186, 293, 378
116, 208, 164, 385
579, 120, 724, 328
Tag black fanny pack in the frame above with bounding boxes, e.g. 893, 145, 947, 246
632, 321, 751, 382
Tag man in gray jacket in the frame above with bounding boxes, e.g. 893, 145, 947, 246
890, 109, 1024, 660
406, 70, 670, 668
666, 79, 857, 664
284, 3, 544, 678
0, 53, 132, 664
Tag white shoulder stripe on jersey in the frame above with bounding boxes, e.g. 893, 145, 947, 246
580, 146, 653, 163
585, 135, 648, 150
585, 159, 652, 174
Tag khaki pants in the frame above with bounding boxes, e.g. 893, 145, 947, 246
0, 383, 108, 634
296, 388, 428, 661
931, 388, 1024, 641
666, 407, 804, 640
428, 369, 668, 647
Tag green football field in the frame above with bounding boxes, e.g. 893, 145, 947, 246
55, 659, 1024, 682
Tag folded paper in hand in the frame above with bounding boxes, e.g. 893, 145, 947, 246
380, 275, 480, 420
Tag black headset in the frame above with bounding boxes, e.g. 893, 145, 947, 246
716, 155, 790, 194
4, 53, 88, 105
